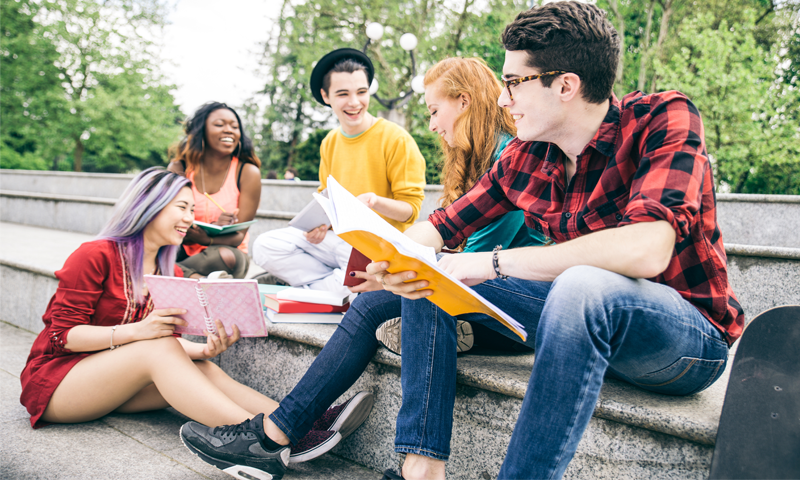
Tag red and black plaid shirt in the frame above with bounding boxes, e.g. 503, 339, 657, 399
429, 91, 744, 345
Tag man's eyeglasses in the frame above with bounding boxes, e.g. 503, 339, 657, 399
501, 71, 569, 101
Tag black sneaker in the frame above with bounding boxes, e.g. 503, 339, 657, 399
376, 318, 474, 354
180, 413, 288, 480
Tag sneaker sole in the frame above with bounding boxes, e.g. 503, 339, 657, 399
288, 431, 342, 464
455, 320, 474, 353
376, 318, 474, 354
328, 391, 375, 440
180, 425, 286, 480
376, 317, 402, 354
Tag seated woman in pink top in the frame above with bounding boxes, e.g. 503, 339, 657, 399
168, 102, 262, 278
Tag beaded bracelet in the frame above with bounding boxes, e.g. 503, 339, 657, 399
492, 245, 508, 280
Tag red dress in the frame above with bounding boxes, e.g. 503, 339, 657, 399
20, 239, 181, 428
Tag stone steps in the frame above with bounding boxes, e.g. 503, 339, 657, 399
3, 168, 799, 248
2, 169, 799, 479
0, 169, 446, 226
0, 220, 789, 480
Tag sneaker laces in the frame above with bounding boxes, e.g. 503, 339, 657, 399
212, 419, 252, 438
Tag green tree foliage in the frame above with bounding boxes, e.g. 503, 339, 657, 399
655, 11, 800, 194
1, 1, 67, 170
244, 0, 527, 185
1, 0, 182, 173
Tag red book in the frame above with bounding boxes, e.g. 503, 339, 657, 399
343, 248, 372, 287
263, 294, 349, 314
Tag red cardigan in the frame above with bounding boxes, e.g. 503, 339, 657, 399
20, 239, 181, 428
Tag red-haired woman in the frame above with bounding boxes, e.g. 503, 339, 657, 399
375, 57, 550, 354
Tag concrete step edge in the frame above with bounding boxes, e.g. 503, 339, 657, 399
725, 243, 800, 260
0, 190, 297, 222
0, 189, 116, 205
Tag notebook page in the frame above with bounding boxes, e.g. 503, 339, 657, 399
317, 176, 437, 264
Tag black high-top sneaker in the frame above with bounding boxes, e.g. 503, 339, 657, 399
180, 413, 288, 480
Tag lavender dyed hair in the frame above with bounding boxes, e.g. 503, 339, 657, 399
97, 167, 192, 303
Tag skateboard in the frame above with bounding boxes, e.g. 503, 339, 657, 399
708, 305, 800, 479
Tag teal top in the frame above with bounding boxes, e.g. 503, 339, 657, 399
462, 133, 551, 253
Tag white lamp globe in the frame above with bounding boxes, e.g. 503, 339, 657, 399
411, 75, 425, 94
399, 33, 418, 51
369, 78, 379, 95
366, 23, 384, 41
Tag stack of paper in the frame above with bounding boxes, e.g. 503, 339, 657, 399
260, 285, 347, 324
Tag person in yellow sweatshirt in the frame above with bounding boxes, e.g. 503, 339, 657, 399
253, 48, 426, 297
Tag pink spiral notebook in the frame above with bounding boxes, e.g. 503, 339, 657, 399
144, 275, 268, 337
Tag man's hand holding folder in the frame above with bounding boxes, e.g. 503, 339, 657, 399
313, 176, 527, 341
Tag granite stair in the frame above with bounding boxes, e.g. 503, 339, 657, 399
2, 169, 799, 479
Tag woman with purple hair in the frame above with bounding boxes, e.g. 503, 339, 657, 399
18, 168, 365, 466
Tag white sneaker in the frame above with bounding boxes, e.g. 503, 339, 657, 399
207, 271, 234, 280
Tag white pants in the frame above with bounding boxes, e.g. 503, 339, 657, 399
252, 227, 352, 297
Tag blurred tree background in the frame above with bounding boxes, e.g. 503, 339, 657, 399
1, 0, 182, 173
2, 0, 799, 194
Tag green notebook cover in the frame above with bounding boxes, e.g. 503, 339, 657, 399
193, 220, 257, 237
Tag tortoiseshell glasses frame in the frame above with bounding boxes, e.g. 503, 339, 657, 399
501, 71, 569, 100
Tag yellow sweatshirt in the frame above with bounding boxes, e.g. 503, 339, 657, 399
318, 118, 426, 231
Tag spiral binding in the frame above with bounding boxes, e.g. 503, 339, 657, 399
195, 283, 218, 335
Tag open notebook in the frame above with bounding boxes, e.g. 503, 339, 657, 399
313, 176, 527, 341
144, 275, 267, 337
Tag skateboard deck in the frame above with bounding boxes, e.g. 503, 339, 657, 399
708, 305, 800, 479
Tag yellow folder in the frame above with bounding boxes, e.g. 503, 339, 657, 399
338, 232, 527, 342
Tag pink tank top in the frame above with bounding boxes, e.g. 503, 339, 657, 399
186, 157, 250, 255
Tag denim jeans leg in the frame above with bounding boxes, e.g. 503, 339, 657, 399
394, 296, 458, 460
394, 277, 551, 460
269, 290, 400, 444
497, 266, 729, 480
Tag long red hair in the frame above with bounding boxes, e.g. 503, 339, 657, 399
424, 58, 516, 208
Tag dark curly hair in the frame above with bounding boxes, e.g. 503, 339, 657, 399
170, 102, 261, 173
502, 1, 620, 104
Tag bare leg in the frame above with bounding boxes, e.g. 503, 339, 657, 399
403, 454, 446, 480
219, 248, 237, 270
193, 360, 279, 415
113, 361, 279, 417
42, 336, 271, 428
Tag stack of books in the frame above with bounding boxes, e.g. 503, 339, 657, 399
258, 284, 349, 324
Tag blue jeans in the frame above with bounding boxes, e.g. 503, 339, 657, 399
269, 289, 401, 443
396, 265, 729, 479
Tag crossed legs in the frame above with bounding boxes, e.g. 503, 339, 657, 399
43, 336, 278, 428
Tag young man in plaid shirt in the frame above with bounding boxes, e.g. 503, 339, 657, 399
370, 1, 745, 479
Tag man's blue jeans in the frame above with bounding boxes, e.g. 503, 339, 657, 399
396, 265, 729, 479
269, 265, 728, 479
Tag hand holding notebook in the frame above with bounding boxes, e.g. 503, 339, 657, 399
144, 275, 268, 337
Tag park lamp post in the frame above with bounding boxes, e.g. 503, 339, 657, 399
363, 22, 426, 125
